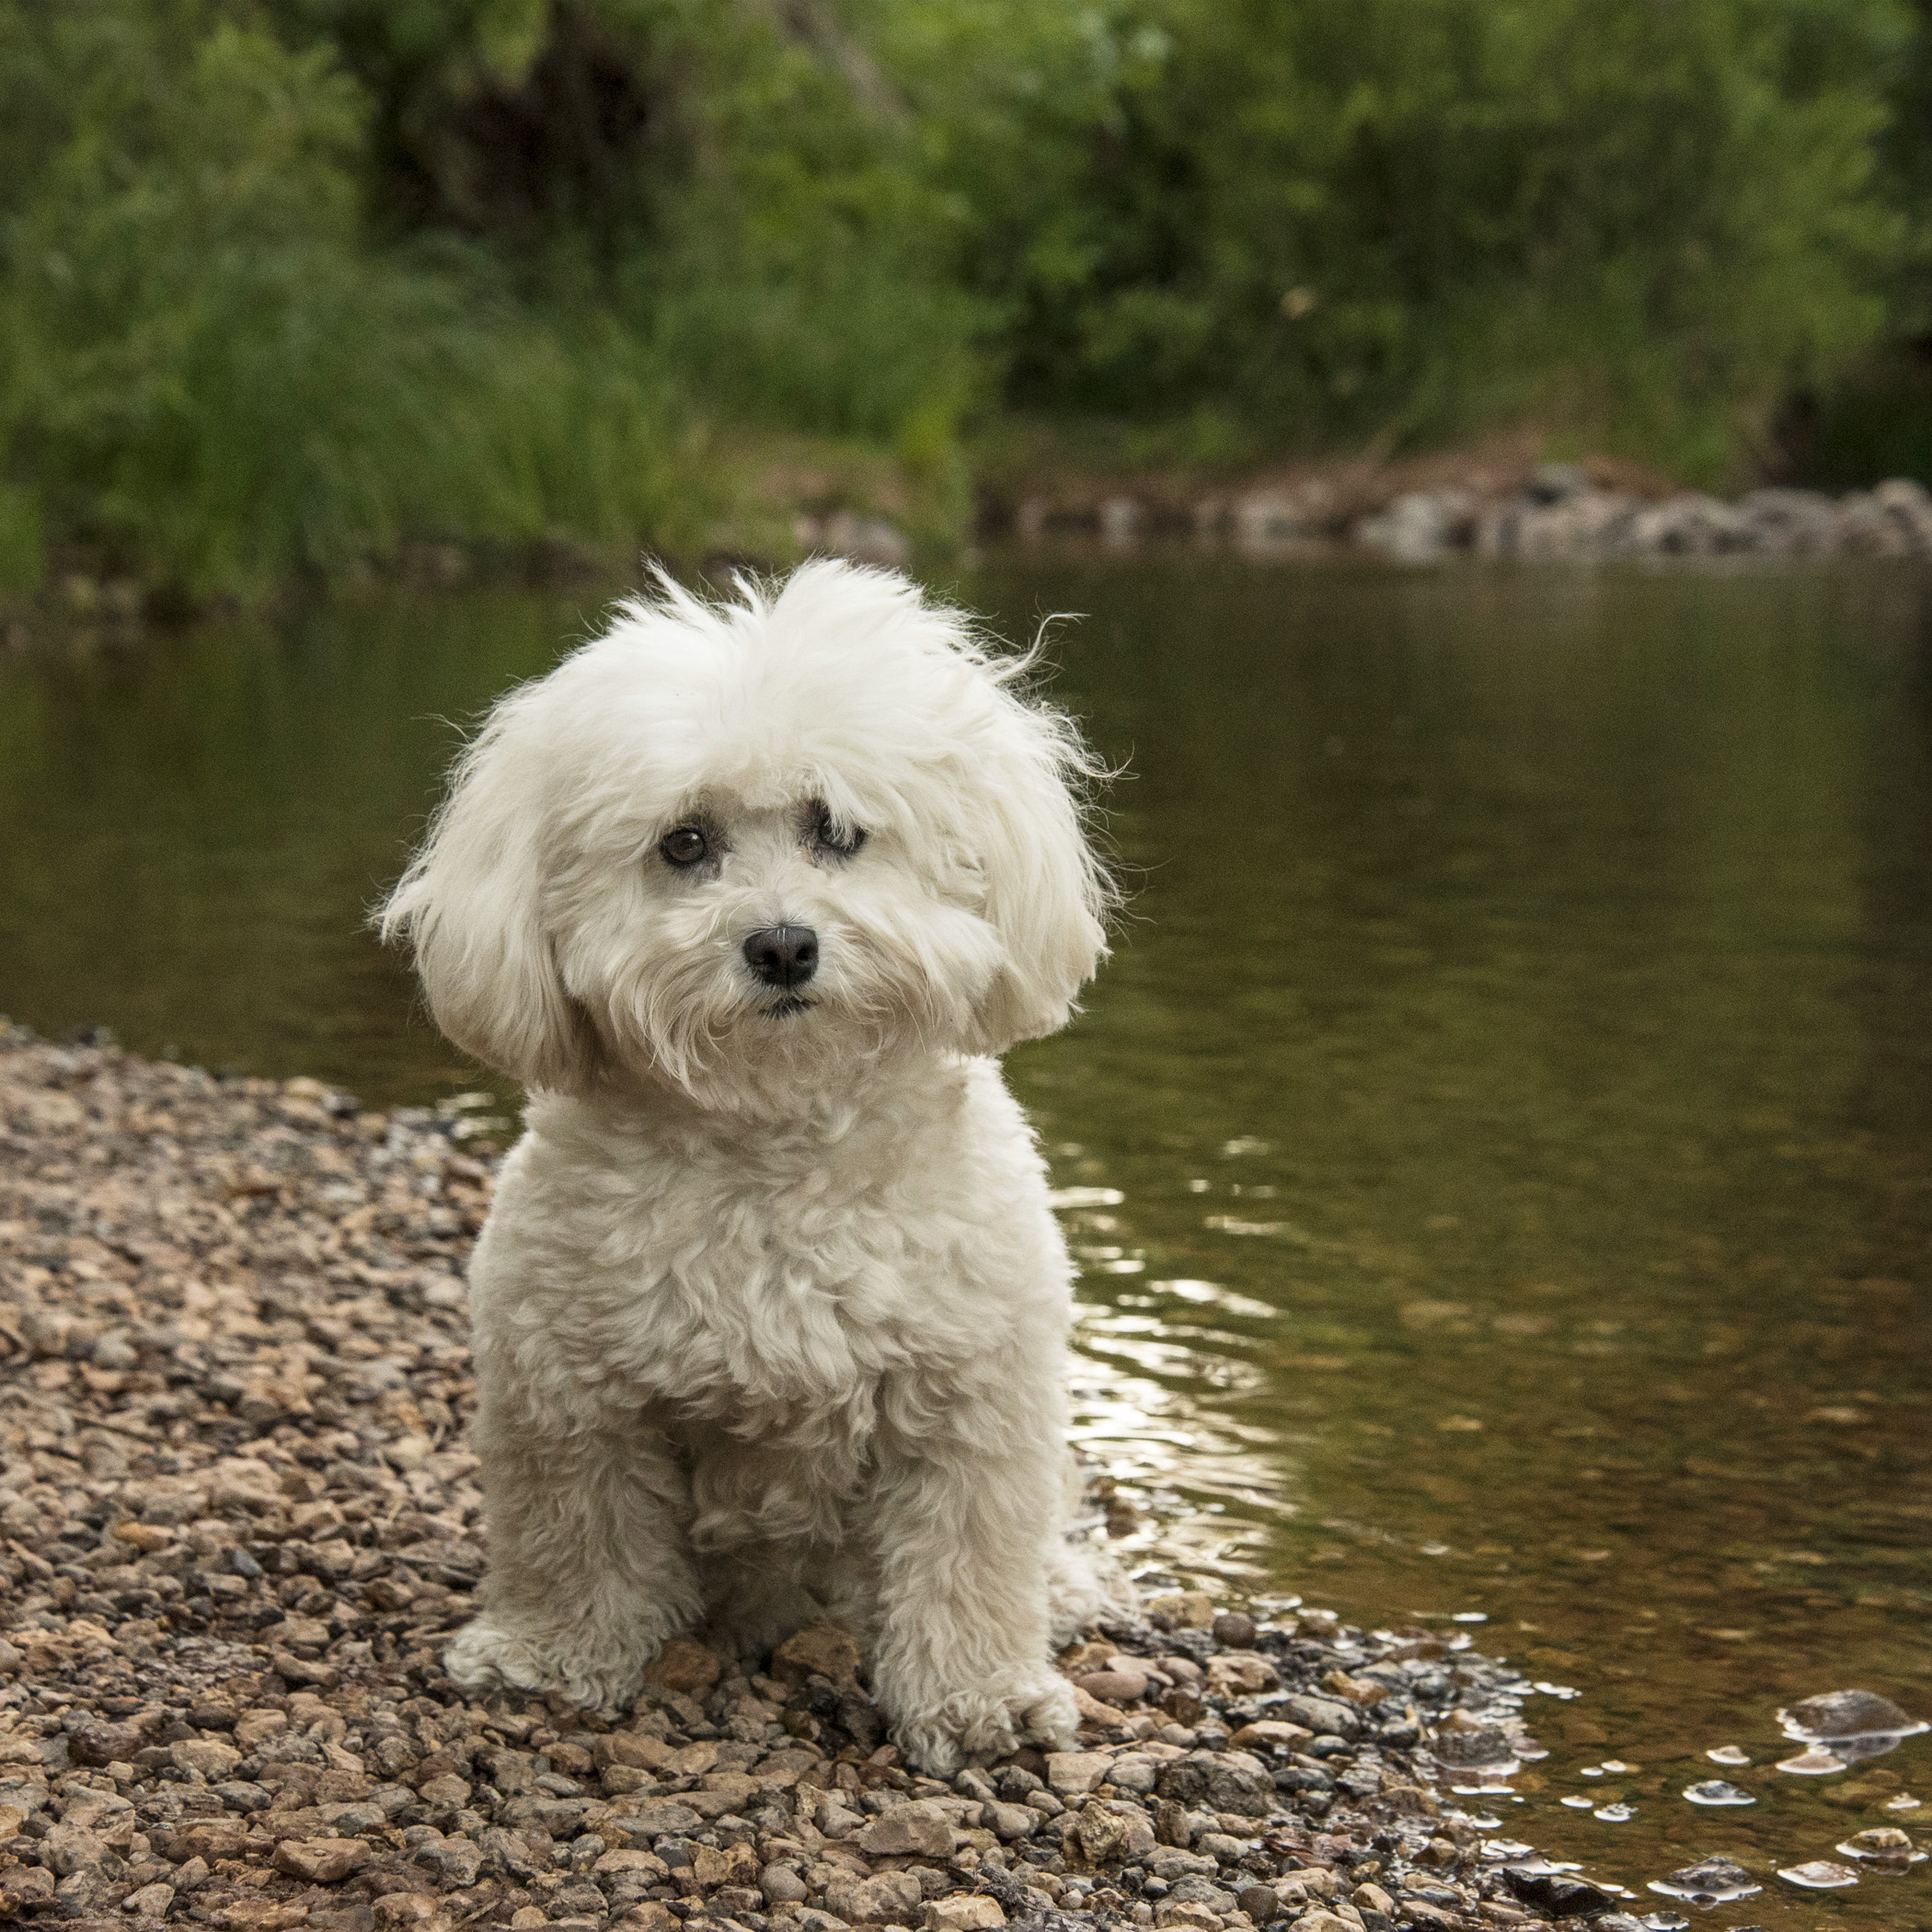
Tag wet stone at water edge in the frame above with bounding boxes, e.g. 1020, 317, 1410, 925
1648, 1854, 1760, 1904
0, 1024, 1628, 1932
1780, 1690, 1930, 1746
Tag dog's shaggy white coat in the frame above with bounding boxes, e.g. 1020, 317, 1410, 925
381, 560, 1121, 1773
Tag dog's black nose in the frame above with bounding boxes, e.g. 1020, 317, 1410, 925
742, 925, 819, 988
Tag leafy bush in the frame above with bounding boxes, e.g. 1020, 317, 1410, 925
0, 1, 696, 601
887, 0, 1911, 480
1, 0, 1927, 598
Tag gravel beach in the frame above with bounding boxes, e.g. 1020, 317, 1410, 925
0, 1028, 1621, 1932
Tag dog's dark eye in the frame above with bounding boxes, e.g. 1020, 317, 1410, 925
660, 826, 708, 868
810, 800, 866, 861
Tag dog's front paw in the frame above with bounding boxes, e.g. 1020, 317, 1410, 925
444, 1616, 648, 1711
893, 1668, 1079, 1777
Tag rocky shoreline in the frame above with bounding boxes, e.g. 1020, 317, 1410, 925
0, 1026, 1635, 1932
985, 464, 1932, 565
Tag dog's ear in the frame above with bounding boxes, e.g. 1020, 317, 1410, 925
377, 711, 604, 1093
960, 700, 1111, 1055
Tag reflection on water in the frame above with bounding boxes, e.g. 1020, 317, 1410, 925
4, 558, 1931, 1925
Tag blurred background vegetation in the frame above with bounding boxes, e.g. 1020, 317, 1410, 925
6, 0, 1932, 604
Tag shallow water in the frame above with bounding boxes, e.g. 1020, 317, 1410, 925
4, 558, 1931, 1925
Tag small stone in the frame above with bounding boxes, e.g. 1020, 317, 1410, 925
624, 1800, 705, 1842
1235, 1884, 1280, 1922
236, 1709, 290, 1751
925, 1900, 1005, 1932
855, 1800, 954, 1857
597, 1732, 673, 1771
124, 1882, 177, 1917
1153, 1904, 1220, 1930
1779, 1858, 1860, 1889
761, 1863, 810, 1903
1228, 1720, 1310, 1753
373, 1896, 454, 1932
510, 1911, 547, 1929
1105, 1754, 1159, 1794
1272, 1696, 1362, 1740
111, 1520, 173, 1551
1838, 1826, 1916, 1861
70, 1721, 145, 1766
1044, 1751, 1113, 1795
1640, 1855, 1755, 1911
273, 1836, 374, 1883
983, 1802, 1038, 1840
1075, 1671, 1151, 1705
1784, 1690, 1926, 1742
1502, 1867, 1615, 1915
1076, 1806, 1135, 1863
1145, 1593, 1215, 1631
772, 1623, 863, 1690
616, 1909, 681, 1932
170, 1737, 243, 1779
217, 1903, 310, 1931
692, 1843, 759, 1890
1212, 1613, 1258, 1648
828, 1869, 924, 1925
642, 1639, 723, 1696
1072, 1683, 1135, 1731
0, 1868, 55, 1911
1205, 1654, 1279, 1696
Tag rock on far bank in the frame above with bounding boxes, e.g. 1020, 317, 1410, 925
1355, 467, 1932, 563
0, 1023, 1581, 1932
997, 460, 1932, 566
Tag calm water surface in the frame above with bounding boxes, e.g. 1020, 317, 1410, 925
4, 558, 1930, 1926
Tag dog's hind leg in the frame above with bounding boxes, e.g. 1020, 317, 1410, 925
444, 1391, 701, 1711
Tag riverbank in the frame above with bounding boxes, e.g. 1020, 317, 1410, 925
0, 1026, 1632, 1932
972, 431, 1932, 564
11, 427, 1932, 655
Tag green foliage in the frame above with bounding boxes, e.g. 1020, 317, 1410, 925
2, 0, 1929, 600
878, 0, 1911, 480
0, 0, 698, 601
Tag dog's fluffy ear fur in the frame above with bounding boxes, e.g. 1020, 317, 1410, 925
960, 664, 1111, 1055
378, 700, 604, 1092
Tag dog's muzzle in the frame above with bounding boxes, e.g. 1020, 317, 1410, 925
742, 925, 819, 990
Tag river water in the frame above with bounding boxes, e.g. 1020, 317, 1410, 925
4, 557, 1930, 1926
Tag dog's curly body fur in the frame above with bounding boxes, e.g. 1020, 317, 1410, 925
384, 561, 1121, 1773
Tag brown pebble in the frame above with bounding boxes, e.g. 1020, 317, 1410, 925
771, 1622, 863, 1690
640, 1638, 723, 1695
273, 1837, 374, 1883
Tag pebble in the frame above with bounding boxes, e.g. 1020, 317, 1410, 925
0, 1027, 1581, 1932
1781, 1688, 1928, 1743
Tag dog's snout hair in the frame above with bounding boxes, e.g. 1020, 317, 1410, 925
742, 924, 819, 988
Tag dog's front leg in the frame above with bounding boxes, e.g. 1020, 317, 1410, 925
443, 1387, 701, 1710
866, 1424, 1081, 1776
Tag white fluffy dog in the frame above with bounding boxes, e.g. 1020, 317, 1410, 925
381, 559, 1121, 1773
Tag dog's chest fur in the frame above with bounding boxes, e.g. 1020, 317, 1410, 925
468, 1056, 1070, 1448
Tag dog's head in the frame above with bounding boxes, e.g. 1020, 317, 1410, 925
380, 561, 1111, 1110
